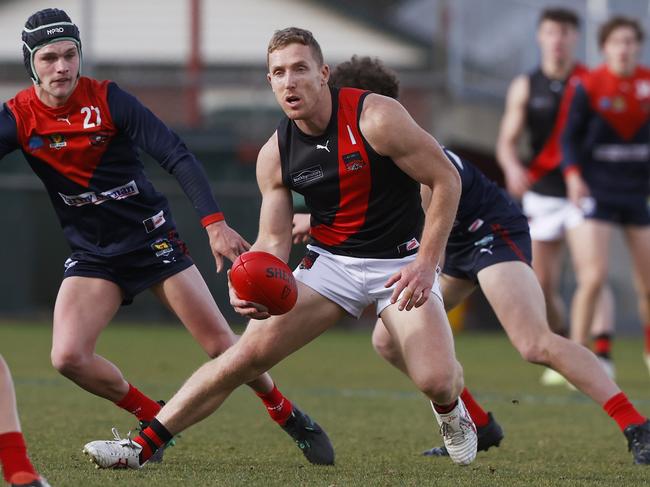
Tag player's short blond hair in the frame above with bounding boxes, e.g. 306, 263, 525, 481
267, 27, 324, 66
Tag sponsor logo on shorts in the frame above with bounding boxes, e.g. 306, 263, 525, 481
151, 238, 174, 257
143, 210, 166, 233
299, 250, 319, 270
48, 133, 67, 149
342, 151, 366, 171
291, 165, 323, 187
468, 218, 484, 232
63, 258, 78, 271
473, 234, 494, 247
58, 181, 139, 207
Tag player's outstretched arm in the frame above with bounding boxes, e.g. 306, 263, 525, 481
229, 132, 293, 319
360, 94, 461, 311
496, 75, 531, 198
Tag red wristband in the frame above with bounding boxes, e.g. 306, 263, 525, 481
563, 165, 581, 178
201, 212, 225, 227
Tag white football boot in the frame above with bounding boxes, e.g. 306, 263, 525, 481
82, 428, 143, 469
431, 398, 477, 466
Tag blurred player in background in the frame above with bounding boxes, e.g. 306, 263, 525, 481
0, 8, 330, 465
496, 7, 615, 383
293, 54, 650, 464
0, 356, 50, 487
562, 16, 650, 375
83, 26, 479, 469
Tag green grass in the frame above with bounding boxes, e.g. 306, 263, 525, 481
3, 322, 650, 486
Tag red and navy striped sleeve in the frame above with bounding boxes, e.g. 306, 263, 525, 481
106, 82, 224, 226
0, 105, 19, 159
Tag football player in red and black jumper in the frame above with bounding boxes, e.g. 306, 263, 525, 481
293, 54, 650, 464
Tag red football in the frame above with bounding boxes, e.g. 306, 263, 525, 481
230, 251, 298, 315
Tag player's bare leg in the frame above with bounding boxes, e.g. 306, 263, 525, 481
151, 265, 274, 394
372, 274, 475, 374
380, 294, 477, 465
566, 221, 613, 346
623, 225, 650, 372
373, 275, 499, 458
0, 356, 49, 486
84, 283, 343, 468
51, 277, 127, 400
479, 261, 622, 400
532, 239, 567, 334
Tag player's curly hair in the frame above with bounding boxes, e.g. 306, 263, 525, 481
598, 16, 644, 48
329, 56, 400, 99
267, 27, 323, 66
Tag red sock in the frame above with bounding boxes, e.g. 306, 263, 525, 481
603, 392, 646, 431
593, 334, 612, 359
115, 384, 162, 422
256, 384, 293, 425
461, 388, 490, 427
0, 432, 37, 483
432, 399, 458, 414
645, 326, 650, 355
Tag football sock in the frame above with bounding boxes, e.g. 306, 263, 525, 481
256, 384, 293, 425
460, 388, 490, 427
603, 392, 646, 431
432, 399, 458, 414
0, 432, 37, 483
115, 383, 163, 422
645, 326, 650, 355
134, 419, 173, 465
593, 333, 612, 359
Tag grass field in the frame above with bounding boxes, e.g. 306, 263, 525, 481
3, 321, 650, 486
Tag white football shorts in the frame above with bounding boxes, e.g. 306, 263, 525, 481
293, 244, 442, 318
522, 191, 584, 242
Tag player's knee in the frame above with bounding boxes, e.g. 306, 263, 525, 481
576, 267, 607, 290
51, 347, 88, 376
371, 327, 399, 365
203, 330, 239, 359
515, 334, 552, 365
411, 366, 461, 404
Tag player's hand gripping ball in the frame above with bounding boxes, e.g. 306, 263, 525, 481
230, 251, 298, 315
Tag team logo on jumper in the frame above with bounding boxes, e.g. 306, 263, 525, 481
612, 96, 626, 112
291, 165, 323, 187
48, 133, 67, 150
342, 151, 366, 171
143, 210, 166, 233
88, 131, 110, 146
28, 136, 44, 152
151, 238, 174, 257
58, 181, 140, 207
299, 250, 319, 270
